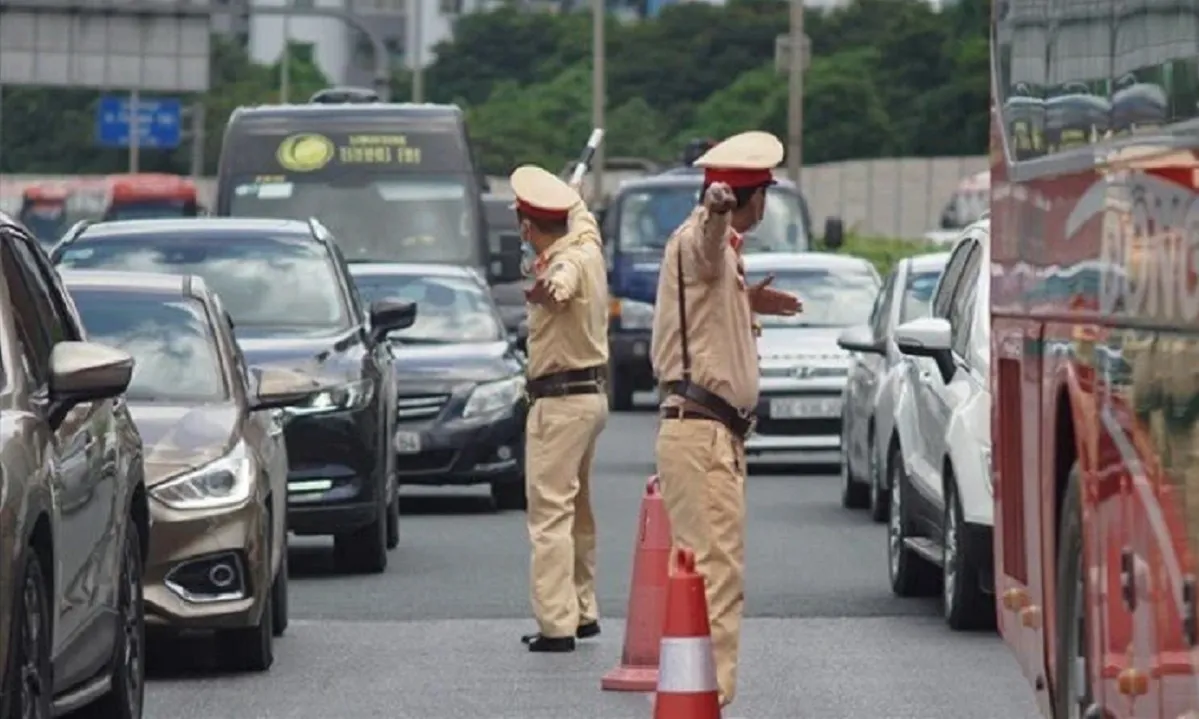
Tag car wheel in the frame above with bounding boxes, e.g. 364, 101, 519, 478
4, 549, 52, 719
1053, 462, 1095, 719
334, 497, 388, 574
217, 586, 274, 672
608, 363, 634, 412
492, 473, 528, 511
82, 523, 145, 719
271, 548, 289, 638
942, 474, 995, 631
839, 449, 869, 510
385, 492, 400, 550
867, 430, 889, 523
886, 447, 938, 597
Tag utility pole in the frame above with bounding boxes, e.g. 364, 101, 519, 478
591, 0, 605, 203
412, 0, 425, 102
129, 89, 140, 173
190, 102, 206, 179
281, 7, 292, 103
787, 0, 804, 187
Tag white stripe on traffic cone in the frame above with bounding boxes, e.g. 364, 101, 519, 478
656, 636, 718, 693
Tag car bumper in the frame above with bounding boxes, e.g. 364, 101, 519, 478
609, 330, 654, 388
282, 405, 386, 535
395, 405, 525, 487
747, 384, 845, 464
143, 498, 269, 632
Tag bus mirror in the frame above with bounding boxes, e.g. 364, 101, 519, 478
823, 217, 844, 250
490, 232, 523, 284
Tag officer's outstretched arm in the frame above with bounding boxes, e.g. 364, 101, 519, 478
541, 247, 588, 311
684, 208, 729, 283
568, 200, 602, 246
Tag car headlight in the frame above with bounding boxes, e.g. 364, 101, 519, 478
617, 299, 654, 331
288, 379, 374, 416
463, 376, 525, 418
151, 442, 254, 511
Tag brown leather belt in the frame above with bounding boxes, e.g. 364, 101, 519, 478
526, 365, 607, 401
660, 380, 755, 440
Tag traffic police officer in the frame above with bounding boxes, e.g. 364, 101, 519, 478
650, 131, 801, 706
510, 164, 610, 653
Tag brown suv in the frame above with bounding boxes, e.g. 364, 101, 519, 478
61, 269, 316, 672
0, 215, 148, 718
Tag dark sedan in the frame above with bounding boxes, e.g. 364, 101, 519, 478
349, 263, 528, 510
50, 218, 416, 574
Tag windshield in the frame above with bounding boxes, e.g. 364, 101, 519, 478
747, 268, 879, 328
106, 199, 196, 221
901, 268, 944, 322
616, 186, 807, 253
229, 176, 477, 264
68, 289, 227, 402
18, 202, 67, 246
55, 234, 349, 332
351, 273, 503, 343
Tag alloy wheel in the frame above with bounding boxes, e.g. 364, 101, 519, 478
119, 538, 144, 717
19, 573, 48, 719
943, 492, 959, 613
887, 466, 903, 577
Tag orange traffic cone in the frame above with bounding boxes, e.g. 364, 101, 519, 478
601, 476, 672, 692
653, 548, 721, 719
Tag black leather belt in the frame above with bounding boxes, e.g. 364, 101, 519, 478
526, 366, 607, 401
661, 380, 755, 440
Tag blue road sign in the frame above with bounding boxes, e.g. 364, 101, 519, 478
95, 95, 183, 150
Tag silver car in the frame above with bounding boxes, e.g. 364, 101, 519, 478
744, 253, 880, 466
837, 252, 949, 520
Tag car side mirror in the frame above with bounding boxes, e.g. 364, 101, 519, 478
369, 299, 417, 343
823, 216, 844, 250
489, 231, 523, 284
249, 367, 323, 411
894, 317, 954, 381
837, 324, 884, 355
47, 341, 133, 426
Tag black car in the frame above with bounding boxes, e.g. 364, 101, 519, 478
348, 263, 528, 510
50, 217, 415, 574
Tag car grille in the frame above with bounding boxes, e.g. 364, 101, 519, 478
397, 449, 457, 474
396, 394, 450, 421
755, 418, 841, 437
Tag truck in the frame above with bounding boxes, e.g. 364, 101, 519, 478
599, 160, 840, 409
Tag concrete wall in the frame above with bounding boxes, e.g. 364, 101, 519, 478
0, 155, 989, 239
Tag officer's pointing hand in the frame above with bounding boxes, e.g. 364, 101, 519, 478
526, 277, 555, 306
749, 274, 802, 316
703, 182, 736, 215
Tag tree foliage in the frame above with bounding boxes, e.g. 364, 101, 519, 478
0, 0, 987, 176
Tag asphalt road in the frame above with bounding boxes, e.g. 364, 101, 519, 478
143, 401, 1040, 719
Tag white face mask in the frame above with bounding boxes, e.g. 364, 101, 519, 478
519, 221, 538, 277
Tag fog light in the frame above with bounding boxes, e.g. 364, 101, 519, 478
208, 563, 236, 589
497, 445, 512, 461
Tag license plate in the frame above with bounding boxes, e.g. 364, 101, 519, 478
393, 431, 422, 454
769, 397, 841, 419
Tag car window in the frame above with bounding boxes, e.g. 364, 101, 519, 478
869, 270, 897, 337
949, 246, 982, 359
1, 233, 74, 385
55, 232, 349, 333
932, 239, 975, 318
69, 288, 228, 402
351, 273, 504, 343
900, 267, 945, 323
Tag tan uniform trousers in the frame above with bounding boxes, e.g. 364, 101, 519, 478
655, 416, 746, 707
526, 392, 608, 637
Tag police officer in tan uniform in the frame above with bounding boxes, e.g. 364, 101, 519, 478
510, 164, 610, 653
650, 131, 801, 705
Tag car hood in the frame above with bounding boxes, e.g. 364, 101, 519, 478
757, 326, 852, 365
391, 340, 517, 389
126, 402, 239, 486
235, 328, 364, 384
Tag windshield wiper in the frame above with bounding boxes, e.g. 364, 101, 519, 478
388, 336, 453, 345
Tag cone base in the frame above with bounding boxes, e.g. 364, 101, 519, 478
653, 691, 722, 719
600, 666, 659, 692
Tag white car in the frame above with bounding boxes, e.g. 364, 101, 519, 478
837, 251, 949, 521
743, 253, 881, 466
884, 218, 994, 631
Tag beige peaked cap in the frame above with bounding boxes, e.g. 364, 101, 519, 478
509, 164, 580, 214
694, 131, 785, 170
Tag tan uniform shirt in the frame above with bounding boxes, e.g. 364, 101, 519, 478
526, 201, 610, 379
651, 206, 759, 410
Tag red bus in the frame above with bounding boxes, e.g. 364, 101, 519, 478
991, 1, 1199, 717
16, 183, 71, 247
101, 173, 201, 220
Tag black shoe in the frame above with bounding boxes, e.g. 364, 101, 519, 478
576, 621, 601, 639
521, 633, 576, 652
